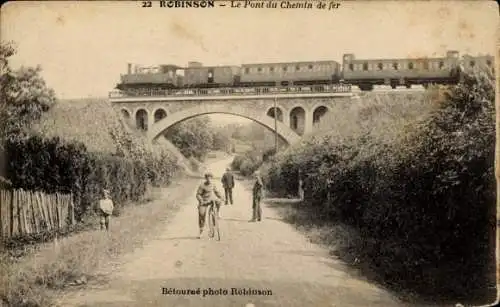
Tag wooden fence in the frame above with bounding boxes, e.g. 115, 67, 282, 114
0, 189, 75, 239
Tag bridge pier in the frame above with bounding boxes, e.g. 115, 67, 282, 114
148, 112, 155, 132
304, 109, 314, 136
283, 113, 290, 129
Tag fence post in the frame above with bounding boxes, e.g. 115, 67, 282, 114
70, 193, 75, 225
298, 170, 304, 201
8, 189, 14, 238
0, 190, 2, 240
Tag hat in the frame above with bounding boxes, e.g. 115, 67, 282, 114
204, 172, 213, 178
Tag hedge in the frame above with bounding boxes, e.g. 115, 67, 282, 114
262, 73, 496, 301
4, 134, 178, 221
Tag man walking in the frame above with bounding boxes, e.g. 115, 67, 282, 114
221, 167, 235, 205
250, 170, 264, 222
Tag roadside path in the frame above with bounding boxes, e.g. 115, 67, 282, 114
56, 156, 404, 307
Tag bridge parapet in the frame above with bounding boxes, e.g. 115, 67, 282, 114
109, 84, 352, 99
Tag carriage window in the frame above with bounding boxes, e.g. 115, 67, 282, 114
296, 65, 300, 71
270, 67, 274, 72
423, 61, 429, 70
469, 60, 475, 67
408, 62, 414, 70
393, 62, 399, 70
308, 64, 313, 70
377, 63, 383, 70
363, 62, 368, 71
439, 61, 444, 69
258, 67, 262, 72
283, 66, 287, 72
349, 63, 354, 71
486, 60, 492, 67
245, 68, 249, 74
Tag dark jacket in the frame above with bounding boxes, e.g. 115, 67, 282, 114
253, 175, 263, 196
221, 171, 235, 188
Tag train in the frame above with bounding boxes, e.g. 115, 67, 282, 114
115, 51, 494, 92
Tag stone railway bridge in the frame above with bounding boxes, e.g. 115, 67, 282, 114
109, 88, 355, 164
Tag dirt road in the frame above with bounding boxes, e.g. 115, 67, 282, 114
57, 156, 404, 307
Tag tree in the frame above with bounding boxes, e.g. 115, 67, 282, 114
211, 128, 232, 152
0, 41, 56, 142
1, 41, 56, 185
164, 116, 214, 160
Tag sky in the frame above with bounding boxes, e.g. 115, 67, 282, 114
1, 0, 498, 101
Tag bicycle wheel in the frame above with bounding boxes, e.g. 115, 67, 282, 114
207, 206, 215, 238
213, 210, 220, 241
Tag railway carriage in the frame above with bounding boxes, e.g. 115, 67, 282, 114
183, 63, 241, 88
342, 51, 462, 90
461, 54, 494, 75
239, 61, 341, 87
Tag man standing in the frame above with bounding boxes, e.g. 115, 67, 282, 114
250, 170, 264, 222
221, 167, 235, 205
196, 172, 224, 238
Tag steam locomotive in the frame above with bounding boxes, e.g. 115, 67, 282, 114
115, 51, 494, 92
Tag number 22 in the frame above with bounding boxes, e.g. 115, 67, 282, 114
142, 1, 152, 7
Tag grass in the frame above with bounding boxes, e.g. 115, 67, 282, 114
264, 199, 468, 305
33, 98, 121, 153
0, 176, 200, 307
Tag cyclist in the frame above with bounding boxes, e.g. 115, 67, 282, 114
196, 172, 224, 238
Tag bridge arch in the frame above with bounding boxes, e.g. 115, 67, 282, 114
266, 106, 284, 122
135, 108, 148, 131
147, 104, 302, 145
289, 106, 306, 136
312, 105, 329, 125
154, 108, 167, 122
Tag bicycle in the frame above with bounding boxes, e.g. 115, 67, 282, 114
207, 201, 220, 241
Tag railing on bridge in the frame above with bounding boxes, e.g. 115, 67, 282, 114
108, 84, 352, 99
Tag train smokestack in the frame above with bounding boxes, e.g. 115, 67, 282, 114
127, 63, 132, 74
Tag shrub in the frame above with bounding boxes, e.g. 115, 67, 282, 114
262, 74, 496, 302
262, 148, 276, 162
231, 152, 262, 176
4, 134, 178, 222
